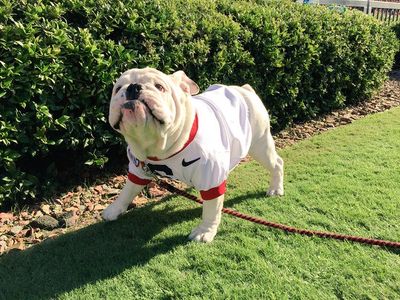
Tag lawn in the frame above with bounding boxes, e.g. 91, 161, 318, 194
0, 108, 399, 299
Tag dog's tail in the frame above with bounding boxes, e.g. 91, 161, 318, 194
241, 84, 256, 93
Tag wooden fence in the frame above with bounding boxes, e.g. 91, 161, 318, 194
298, 0, 400, 23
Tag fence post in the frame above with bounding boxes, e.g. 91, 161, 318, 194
367, 0, 372, 14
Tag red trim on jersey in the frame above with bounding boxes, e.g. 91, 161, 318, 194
128, 172, 152, 185
147, 114, 198, 161
200, 180, 226, 200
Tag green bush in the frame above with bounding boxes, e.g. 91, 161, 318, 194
218, 1, 397, 123
0, 0, 397, 206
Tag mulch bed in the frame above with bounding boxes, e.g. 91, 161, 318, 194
274, 71, 400, 148
1, 71, 400, 256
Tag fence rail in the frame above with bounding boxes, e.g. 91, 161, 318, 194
298, 0, 400, 22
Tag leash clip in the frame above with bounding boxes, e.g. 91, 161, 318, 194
142, 163, 169, 185
142, 163, 158, 179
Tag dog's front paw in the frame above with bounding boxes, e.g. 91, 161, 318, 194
102, 204, 127, 221
188, 223, 218, 243
267, 187, 284, 196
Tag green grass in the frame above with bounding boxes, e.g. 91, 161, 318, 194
1, 108, 400, 299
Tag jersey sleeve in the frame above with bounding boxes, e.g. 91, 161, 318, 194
127, 147, 153, 185
190, 150, 230, 200
199, 180, 227, 200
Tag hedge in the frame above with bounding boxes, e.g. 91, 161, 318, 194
0, 0, 397, 206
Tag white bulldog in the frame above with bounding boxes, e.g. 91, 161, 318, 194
103, 67, 284, 243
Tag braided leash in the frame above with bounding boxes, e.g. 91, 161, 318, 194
157, 180, 400, 248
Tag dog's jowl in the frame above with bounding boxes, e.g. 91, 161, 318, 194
103, 67, 284, 243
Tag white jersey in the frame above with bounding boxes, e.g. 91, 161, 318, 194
127, 85, 252, 200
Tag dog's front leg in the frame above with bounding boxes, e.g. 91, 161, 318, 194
189, 195, 224, 243
102, 180, 145, 221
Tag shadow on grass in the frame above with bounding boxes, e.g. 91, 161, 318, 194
0, 194, 202, 299
0, 190, 267, 299
225, 191, 266, 207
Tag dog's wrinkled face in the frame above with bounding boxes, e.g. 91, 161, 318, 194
109, 67, 199, 160
110, 68, 174, 131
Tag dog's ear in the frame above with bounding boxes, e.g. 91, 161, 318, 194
170, 70, 199, 95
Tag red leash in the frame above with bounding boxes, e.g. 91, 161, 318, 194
157, 180, 400, 248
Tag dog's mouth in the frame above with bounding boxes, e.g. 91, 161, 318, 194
113, 99, 165, 130
113, 112, 124, 130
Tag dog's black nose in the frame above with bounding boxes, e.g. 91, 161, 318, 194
126, 83, 142, 100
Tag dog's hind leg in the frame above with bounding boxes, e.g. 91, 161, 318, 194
249, 130, 284, 196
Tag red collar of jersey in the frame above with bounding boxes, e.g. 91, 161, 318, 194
147, 114, 198, 161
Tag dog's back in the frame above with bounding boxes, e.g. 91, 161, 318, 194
228, 84, 271, 140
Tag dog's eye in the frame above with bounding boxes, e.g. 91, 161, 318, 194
155, 83, 165, 92
115, 86, 122, 94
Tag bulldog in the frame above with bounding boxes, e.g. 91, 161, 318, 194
103, 67, 284, 243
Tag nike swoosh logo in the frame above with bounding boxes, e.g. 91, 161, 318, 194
182, 157, 200, 167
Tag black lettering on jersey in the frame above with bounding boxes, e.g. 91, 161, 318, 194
147, 163, 173, 177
